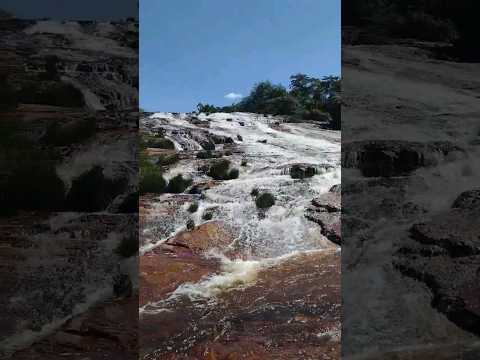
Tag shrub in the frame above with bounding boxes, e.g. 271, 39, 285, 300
143, 135, 175, 149
140, 171, 167, 194
224, 150, 233, 156
207, 159, 231, 180
255, 192, 275, 209
301, 109, 331, 122
241, 160, 248, 167
166, 174, 192, 193
263, 95, 299, 115
188, 202, 199, 213
228, 168, 239, 179
157, 153, 179, 166
115, 235, 138, 258
250, 188, 259, 197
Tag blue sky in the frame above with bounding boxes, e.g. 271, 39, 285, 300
140, 0, 340, 112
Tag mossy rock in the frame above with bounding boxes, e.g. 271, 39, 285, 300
255, 192, 275, 209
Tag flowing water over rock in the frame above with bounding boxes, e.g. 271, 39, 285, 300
140, 112, 341, 359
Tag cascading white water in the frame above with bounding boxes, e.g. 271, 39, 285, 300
140, 112, 340, 300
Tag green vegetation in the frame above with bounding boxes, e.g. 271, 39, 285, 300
139, 170, 166, 194
228, 168, 239, 179
255, 192, 276, 209
207, 159, 239, 180
188, 202, 199, 213
250, 188, 259, 197
157, 153, 179, 166
140, 152, 167, 194
142, 134, 175, 149
195, 74, 341, 129
166, 174, 192, 193
344, 0, 478, 61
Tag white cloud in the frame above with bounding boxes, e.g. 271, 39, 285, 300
224, 92, 242, 100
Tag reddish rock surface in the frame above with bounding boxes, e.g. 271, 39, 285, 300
13, 295, 138, 360
140, 250, 341, 360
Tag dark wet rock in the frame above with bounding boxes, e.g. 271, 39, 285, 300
202, 211, 213, 221
186, 219, 195, 231
237, 134, 243, 141
329, 184, 341, 193
290, 164, 316, 179
395, 192, 480, 336
258, 139, 267, 144
452, 189, 480, 210
342, 140, 464, 177
188, 181, 215, 195
200, 141, 215, 151
210, 133, 234, 145
239, 121, 245, 126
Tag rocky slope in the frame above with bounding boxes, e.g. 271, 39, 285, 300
342, 39, 480, 358
0, 17, 138, 358
140, 112, 341, 359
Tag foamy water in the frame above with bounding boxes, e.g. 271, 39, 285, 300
140, 112, 340, 303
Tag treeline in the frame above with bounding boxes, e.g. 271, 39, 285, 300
197, 74, 341, 130
343, 0, 479, 61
